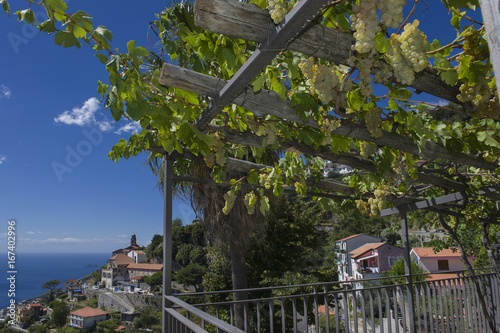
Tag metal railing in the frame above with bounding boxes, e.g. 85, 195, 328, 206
165, 271, 500, 333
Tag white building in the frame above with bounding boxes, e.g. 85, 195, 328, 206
127, 249, 146, 263
69, 307, 109, 329
335, 234, 382, 282
410, 247, 474, 273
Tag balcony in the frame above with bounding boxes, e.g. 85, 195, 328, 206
164, 270, 500, 333
354, 266, 381, 280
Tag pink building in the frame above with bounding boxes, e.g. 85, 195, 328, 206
350, 242, 403, 280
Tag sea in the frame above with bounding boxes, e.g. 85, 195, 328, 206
0, 252, 109, 309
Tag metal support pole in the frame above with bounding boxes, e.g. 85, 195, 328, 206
401, 211, 416, 333
162, 158, 173, 333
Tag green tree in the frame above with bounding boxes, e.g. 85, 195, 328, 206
41, 280, 61, 301
381, 258, 427, 285
143, 271, 163, 292
133, 307, 160, 329
96, 319, 121, 333
28, 325, 47, 333
49, 300, 69, 327
175, 263, 207, 292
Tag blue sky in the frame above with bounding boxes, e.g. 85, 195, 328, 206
0, 0, 196, 253
0, 1, 483, 253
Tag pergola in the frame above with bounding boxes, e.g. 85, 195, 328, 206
154, 0, 500, 332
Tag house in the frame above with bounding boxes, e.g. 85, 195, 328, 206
410, 247, 474, 274
101, 254, 134, 288
68, 287, 84, 300
68, 307, 109, 329
127, 263, 163, 279
127, 249, 146, 263
335, 234, 382, 281
62, 279, 79, 292
16, 303, 43, 326
350, 242, 403, 281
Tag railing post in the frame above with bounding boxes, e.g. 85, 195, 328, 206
401, 211, 416, 333
162, 157, 173, 333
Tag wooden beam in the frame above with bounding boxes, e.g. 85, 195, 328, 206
149, 146, 356, 196
210, 125, 500, 201
194, 0, 462, 104
193, 0, 331, 132
160, 63, 498, 171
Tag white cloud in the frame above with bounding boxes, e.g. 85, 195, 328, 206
54, 97, 112, 131
117, 234, 128, 238
26, 231, 36, 235
99, 121, 112, 132
114, 122, 142, 135
0, 85, 11, 99
0, 155, 6, 165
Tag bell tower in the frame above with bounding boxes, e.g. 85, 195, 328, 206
131, 233, 138, 247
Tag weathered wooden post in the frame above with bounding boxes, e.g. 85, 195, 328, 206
401, 211, 416, 333
479, 0, 500, 98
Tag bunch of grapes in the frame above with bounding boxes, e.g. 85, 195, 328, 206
373, 61, 393, 84
244, 191, 258, 215
399, 20, 428, 73
311, 65, 340, 104
458, 81, 491, 107
348, 54, 376, 97
204, 152, 216, 168
365, 108, 383, 138
350, 0, 379, 54
391, 157, 408, 181
299, 59, 343, 104
320, 117, 341, 136
214, 142, 227, 166
387, 37, 415, 85
359, 141, 378, 158
377, 0, 406, 29
259, 173, 272, 189
356, 199, 368, 214
223, 190, 237, 215
267, 0, 295, 24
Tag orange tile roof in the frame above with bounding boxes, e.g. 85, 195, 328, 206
426, 273, 461, 282
135, 250, 145, 254
317, 305, 335, 315
115, 326, 127, 331
67, 279, 78, 283
350, 243, 385, 259
412, 247, 462, 258
70, 307, 109, 318
109, 254, 134, 266
336, 233, 364, 242
127, 263, 163, 270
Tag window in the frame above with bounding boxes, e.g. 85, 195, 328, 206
388, 256, 396, 267
438, 260, 449, 271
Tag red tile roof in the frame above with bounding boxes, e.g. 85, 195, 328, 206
350, 243, 385, 259
67, 279, 78, 283
412, 247, 462, 258
335, 233, 364, 242
109, 254, 134, 266
127, 263, 163, 270
70, 307, 108, 318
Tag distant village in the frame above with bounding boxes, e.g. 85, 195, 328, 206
2, 234, 164, 331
